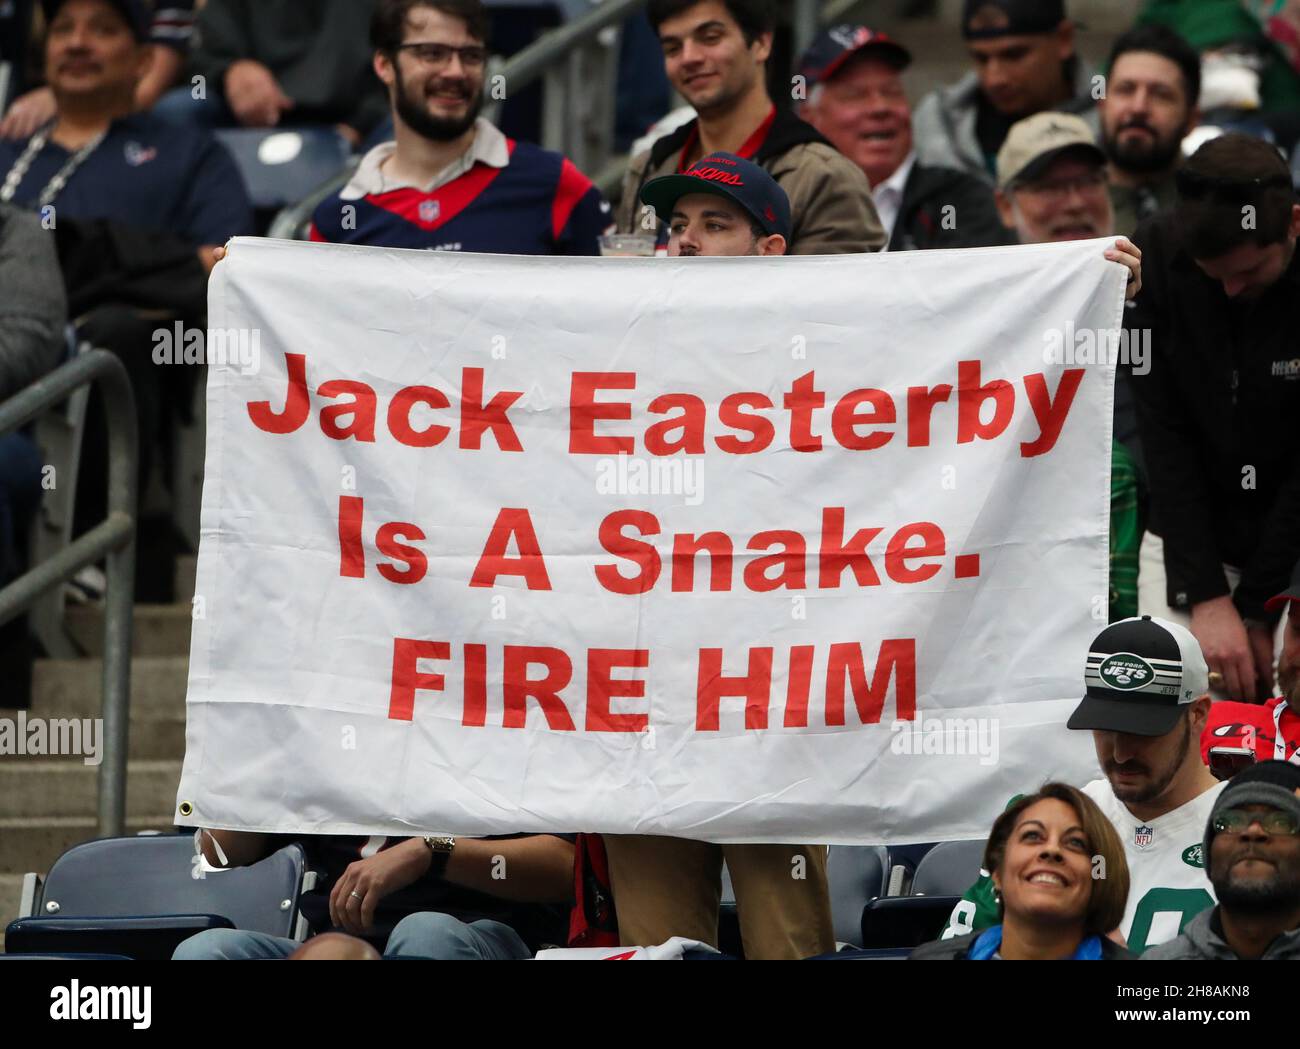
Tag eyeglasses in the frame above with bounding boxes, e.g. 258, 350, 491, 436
1013, 170, 1108, 203
395, 42, 488, 70
1213, 807, 1300, 835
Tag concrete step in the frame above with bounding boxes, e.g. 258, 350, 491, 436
0, 817, 176, 876
64, 604, 194, 658
26, 655, 188, 720
1, 873, 25, 925
0, 714, 186, 763
0, 760, 182, 821
2, 655, 190, 763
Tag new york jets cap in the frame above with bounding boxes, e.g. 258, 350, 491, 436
1067, 615, 1211, 737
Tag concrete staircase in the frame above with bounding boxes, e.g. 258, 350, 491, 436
0, 556, 196, 946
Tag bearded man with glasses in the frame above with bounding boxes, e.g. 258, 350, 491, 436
309, 0, 613, 254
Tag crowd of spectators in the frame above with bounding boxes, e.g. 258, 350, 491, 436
2, 0, 1300, 960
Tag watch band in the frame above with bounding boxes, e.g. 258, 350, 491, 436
422, 835, 456, 878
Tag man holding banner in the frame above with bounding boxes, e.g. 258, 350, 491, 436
597, 152, 835, 960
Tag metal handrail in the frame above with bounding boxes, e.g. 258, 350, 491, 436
0, 349, 138, 837
492, 0, 647, 89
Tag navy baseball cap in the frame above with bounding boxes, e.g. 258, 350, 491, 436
1265, 557, 1300, 614
640, 152, 792, 239
799, 25, 911, 89
42, 0, 150, 41
963, 0, 1067, 40
1067, 616, 1211, 737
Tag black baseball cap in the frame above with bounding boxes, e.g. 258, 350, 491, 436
963, 0, 1067, 40
1067, 616, 1211, 737
1265, 557, 1300, 614
799, 25, 911, 89
42, 0, 150, 41
640, 152, 792, 239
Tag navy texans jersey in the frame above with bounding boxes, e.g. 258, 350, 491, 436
310, 138, 612, 255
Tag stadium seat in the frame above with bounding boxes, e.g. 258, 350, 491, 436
267, 160, 360, 241
858, 895, 961, 949
827, 844, 890, 948
213, 127, 352, 213
856, 839, 984, 948
6, 834, 315, 961
910, 839, 986, 896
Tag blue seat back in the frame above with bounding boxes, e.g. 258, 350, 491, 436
213, 127, 351, 211
34, 835, 307, 937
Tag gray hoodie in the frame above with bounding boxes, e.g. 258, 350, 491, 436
911, 61, 1101, 185
0, 203, 65, 402
1143, 907, 1300, 960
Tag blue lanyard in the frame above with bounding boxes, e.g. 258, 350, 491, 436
966, 925, 1104, 960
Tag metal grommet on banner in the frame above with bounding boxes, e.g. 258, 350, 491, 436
178, 801, 194, 817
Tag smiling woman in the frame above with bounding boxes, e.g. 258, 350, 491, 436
911, 783, 1134, 960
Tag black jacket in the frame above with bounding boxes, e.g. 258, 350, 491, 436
1127, 212, 1300, 621
910, 932, 1132, 960
890, 163, 1014, 252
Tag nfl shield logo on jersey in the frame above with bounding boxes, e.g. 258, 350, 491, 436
419, 199, 440, 224
1134, 825, 1154, 849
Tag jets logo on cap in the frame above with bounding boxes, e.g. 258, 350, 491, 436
1098, 653, 1153, 691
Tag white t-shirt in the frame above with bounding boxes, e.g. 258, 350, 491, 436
1082, 777, 1222, 952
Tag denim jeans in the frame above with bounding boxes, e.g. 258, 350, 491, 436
172, 911, 530, 960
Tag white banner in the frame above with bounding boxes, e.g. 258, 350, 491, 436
177, 236, 1126, 844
